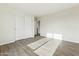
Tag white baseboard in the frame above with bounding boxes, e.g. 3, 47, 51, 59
0, 40, 15, 46
41, 35, 79, 44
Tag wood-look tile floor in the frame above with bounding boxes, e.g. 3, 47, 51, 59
0, 36, 79, 56
53, 40, 79, 56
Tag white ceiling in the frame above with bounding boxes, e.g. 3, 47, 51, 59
6, 3, 79, 16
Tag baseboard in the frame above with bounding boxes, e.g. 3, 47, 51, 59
41, 35, 79, 44
0, 36, 34, 46
16, 36, 34, 40
0, 40, 15, 46
62, 39, 79, 44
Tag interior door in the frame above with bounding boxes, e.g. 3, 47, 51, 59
16, 16, 25, 40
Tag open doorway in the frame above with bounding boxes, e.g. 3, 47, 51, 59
34, 17, 40, 37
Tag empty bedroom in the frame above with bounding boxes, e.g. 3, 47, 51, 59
0, 3, 79, 56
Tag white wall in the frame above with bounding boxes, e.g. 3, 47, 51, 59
0, 12, 16, 45
0, 4, 34, 45
39, 6, 79, 43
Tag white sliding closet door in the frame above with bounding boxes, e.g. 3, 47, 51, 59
16, 16, 25, 40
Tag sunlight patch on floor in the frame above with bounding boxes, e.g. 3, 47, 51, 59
27, 38, 50, 50
27, 37, 62, 56
34, 39, 61, 56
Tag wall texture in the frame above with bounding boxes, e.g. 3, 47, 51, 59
0, 11, 16, 45
39, 6, 79, 43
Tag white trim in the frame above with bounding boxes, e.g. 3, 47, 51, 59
0, 40, 15, 46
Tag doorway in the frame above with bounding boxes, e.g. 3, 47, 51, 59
34, 17, 40, 37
